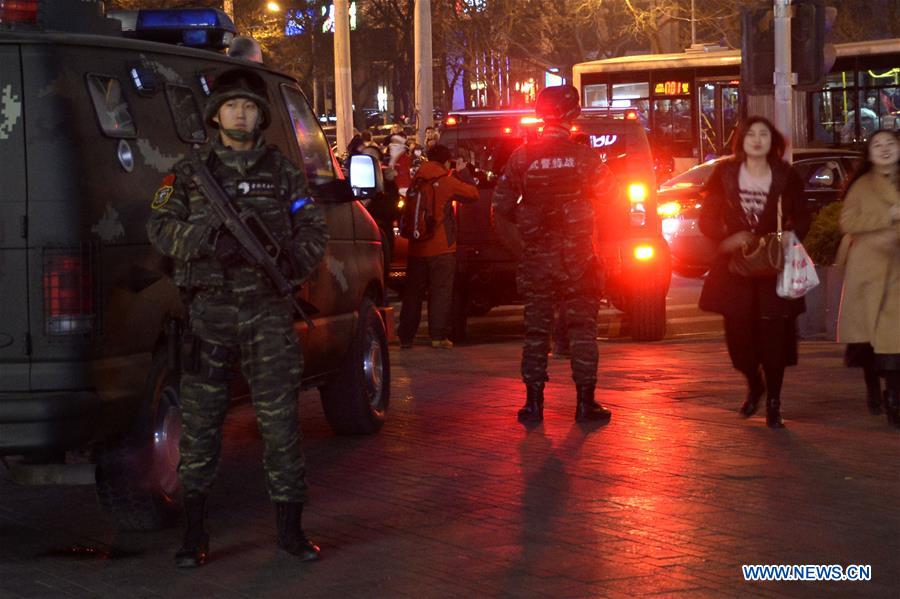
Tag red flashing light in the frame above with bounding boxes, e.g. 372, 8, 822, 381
445, 116, 458, 126
625, 109, 638, 121
570, 125, 579, 132
0, 0, 38, 24
503, 126, 513, 134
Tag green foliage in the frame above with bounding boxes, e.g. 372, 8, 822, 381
804, 202, 843, 266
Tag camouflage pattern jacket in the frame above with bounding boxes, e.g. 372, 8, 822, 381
492, 124, 610, 284
147, 137, 328, 293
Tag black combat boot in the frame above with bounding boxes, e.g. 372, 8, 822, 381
517, 383, 544, 423
174, 493, 209, 568
883, 389, 900, 429
766, 397, 785, 429
575, 385, 612, 422
275, 502, 321, 561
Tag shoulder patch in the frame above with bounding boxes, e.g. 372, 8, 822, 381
290, 196, 315, 214
151, 174, 176, 209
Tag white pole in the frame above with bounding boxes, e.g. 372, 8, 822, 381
333, 0, 353, 154
773, 0, 793, 162
414, 0, 434, 145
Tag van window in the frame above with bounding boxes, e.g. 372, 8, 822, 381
165, 84, 207, 144
280, 85, 334, 184
86, 75, 136, 138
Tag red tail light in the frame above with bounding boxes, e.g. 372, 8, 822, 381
43, 251, 95, 336
445, 116, 458, 126
0, 0, 38, 24
634, 245, 655, 261
625, 109, 638, 120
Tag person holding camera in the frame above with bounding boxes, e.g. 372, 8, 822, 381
698, 116, 810, 428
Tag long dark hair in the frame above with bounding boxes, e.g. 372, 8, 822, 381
844, 129, 900, 195
732, 116, 786, 164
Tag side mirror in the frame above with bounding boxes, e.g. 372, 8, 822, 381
349, 154, 383, 198
809, 166, 835, 188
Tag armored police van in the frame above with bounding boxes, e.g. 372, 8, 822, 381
438, 108, 671, 341
0, 3, 390, 530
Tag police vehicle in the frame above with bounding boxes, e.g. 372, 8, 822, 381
0, 2, 390, 530
434, 107, 671, 341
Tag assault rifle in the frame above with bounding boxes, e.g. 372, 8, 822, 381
184, 157, 318, 328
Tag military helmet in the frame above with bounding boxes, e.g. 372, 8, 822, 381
535, 85, 581, 123
204, 68, 271, 130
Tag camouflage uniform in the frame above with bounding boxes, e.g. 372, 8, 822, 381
492, 124, 608, 387
147, 137, 328, 503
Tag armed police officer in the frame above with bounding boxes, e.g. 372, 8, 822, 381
147, 68, 328, 567
492, 85, 613, 424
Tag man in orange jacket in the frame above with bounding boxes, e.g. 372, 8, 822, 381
398, 144, 480, 348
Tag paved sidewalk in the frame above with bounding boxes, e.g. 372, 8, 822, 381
1, 337, 898, 598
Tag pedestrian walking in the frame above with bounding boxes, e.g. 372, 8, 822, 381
837, 130, 900, 427
698, 116, 810, 428
398, 144, 479, 349
492, 85, 613, 424
147, 68, 329, 567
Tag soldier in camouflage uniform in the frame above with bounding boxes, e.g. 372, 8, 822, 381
492, 85, 613, 424
147, 68, 328, 567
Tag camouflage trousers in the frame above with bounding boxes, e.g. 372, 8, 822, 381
179, 289, 307, 503
518, 263, 599, 387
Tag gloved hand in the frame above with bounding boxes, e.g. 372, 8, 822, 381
213, 231, 244, 268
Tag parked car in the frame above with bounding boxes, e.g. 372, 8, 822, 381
657, 149, 861, 277
0, 3, 390, 530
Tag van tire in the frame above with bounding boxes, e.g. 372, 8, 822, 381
96, 352, 181, 531
629, 289, 666, 342
320, 298, 390, 434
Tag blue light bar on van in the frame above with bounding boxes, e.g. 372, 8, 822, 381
132, 8, 236, 50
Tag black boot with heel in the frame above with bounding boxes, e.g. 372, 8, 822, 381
175, 493, 210, 568
766, 397, 785, 429
883, 389, 900, 429
739, 374, 765, 418
517, 383, 544, 423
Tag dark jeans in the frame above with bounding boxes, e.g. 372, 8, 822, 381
398, 253, 456, 342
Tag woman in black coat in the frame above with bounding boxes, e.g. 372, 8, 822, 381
698, 116, 810, 428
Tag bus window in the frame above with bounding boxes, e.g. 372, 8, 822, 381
810, 90, 856, 145
584, 84, 608, 107
653, 98, 691, 143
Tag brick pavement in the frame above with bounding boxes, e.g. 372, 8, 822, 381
1, 335, 898, 598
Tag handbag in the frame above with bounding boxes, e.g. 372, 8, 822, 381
728, 195, 784, 278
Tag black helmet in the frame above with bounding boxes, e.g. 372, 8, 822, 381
535, 85, 581, 123
204, 68, 271, 130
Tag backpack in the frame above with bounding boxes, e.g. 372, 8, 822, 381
398, 175, 443, 241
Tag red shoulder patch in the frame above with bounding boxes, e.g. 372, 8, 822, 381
160, 173, 176, 187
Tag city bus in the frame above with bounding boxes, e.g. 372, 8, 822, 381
572, 39, 900, 173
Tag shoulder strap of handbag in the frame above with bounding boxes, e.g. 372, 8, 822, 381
776, 194, 782, 238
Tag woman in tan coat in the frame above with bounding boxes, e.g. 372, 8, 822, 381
838, 130, 900, 428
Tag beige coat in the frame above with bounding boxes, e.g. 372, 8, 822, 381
837, 170, 900, 354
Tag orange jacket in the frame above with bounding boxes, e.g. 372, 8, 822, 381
407, 160, 479, 257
